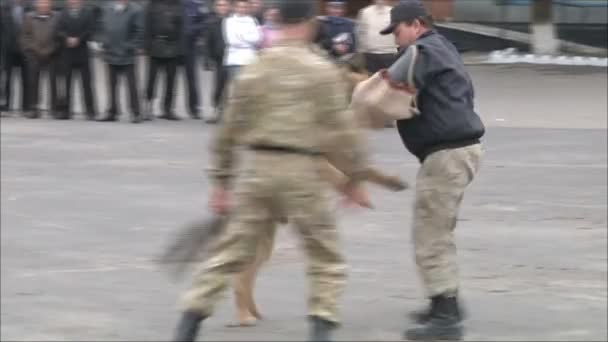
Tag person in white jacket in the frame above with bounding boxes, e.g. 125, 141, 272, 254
356, 0, 397, 74
222, 0, 261, 81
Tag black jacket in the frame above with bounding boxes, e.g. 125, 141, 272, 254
56, 5, 96, 61
1, 2, 29, 54
397, 30, 485, 162
205, 14, 225, 65
144, 0, 184, 58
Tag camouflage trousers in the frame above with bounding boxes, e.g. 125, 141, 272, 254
413, 143, 482, 297
181, 152, 347, 324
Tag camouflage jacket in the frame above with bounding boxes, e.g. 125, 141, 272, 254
210, 39, 368, 189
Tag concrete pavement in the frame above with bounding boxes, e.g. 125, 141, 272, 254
1, 64, 607, 341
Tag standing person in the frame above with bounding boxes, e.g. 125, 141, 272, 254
259, 6, 280, 49
222, 0, 260, 85
357, 0, 397, 127
97, 0, 143, 123
21, 0, 60, 119
56, 0, 97, 120
204, 0, 230, 124
317, 0, 356, 59
357, 0, 396, 74
172, 1, 370, 341
379, 1, 485, 340
1, 0, 29, 115
248, 0, 263, 24
143, 0, 183, 121
181, 0, 207, 120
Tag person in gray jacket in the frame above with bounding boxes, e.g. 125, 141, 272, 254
97, 0, 143, 123
143, 0, 183, 121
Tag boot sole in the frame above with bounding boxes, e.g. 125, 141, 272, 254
404, 324, 464, 341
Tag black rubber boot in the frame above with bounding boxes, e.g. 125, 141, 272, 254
310, 316, 335, 342
409, 295, 465, 325
174, 311, 205, 342
404, 295, 464, 341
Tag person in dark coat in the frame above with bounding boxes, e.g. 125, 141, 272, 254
97, 0, 144, 123
317, 0, 357, 59
143, 0, 184, 121
181, 0, 207, 119
1, 0, 30, 114
204, 0, 230, 124
56, 0, 97, 120
21, 0, 60, 119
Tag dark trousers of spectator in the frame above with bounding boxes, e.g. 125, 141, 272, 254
27, 56, 58, 118
63, 57, 97, 119
364, 53, 397, 75
213, 65, 228, 110
2, 50, 29, 112
183, 39, 200, 117
146, 57, 177, 114
106, 64, 141, 119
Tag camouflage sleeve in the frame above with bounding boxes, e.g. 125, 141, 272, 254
316, 68, 368, 185
208, 69, 256, 189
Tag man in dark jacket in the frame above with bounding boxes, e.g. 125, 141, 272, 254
21, 0, 60, 119
1, 0, 30, 114
56, 0, 97, 120
317, 0, 356, 59
181, 0, 207, 120
143, 0, 184, 121
97, 0, 143, 123
204, 0, 229, 124
379, 1, 485, 340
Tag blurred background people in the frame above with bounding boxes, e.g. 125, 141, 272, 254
56, 0, 97, 120
97, 0, 144, 123
1, 0, 30, 114
144, 0, 184, 121
21, 0, 60, 119
357, 0, 397, 74
205, 0, 230, 124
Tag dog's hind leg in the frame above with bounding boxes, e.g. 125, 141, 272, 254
230, 224, 277, 327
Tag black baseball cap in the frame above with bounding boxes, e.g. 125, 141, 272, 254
379, 0, 429, 35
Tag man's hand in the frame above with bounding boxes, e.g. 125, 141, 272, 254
67, 37, 79, 48
340, 183, 373, 209
333, 42, 349, 56
210, 187, 231, 215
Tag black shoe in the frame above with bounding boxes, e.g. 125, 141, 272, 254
159, 111, 181, 121
409, 296, 465, 325
405, 295, 464, 341
190, 111, 202, 120
310, 316, 336, 342
97, 112, 118, 122
24, 110, 41, 119
174, 311, 204, 342
131, 114, 142, 124
0, 105, 8, 112
53, 111, 71, 120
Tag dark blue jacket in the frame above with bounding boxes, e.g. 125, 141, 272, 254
397, 30, 485, 162
183, 0, 207, 38
317, 16, 356, 58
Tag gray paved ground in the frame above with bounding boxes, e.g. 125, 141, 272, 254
1, 64, 607, 341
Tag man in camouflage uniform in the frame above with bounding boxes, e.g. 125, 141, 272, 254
173, 1, 369, 341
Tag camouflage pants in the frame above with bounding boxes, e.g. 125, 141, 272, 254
413, 144, 482, 297
181, 152, 347, 323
